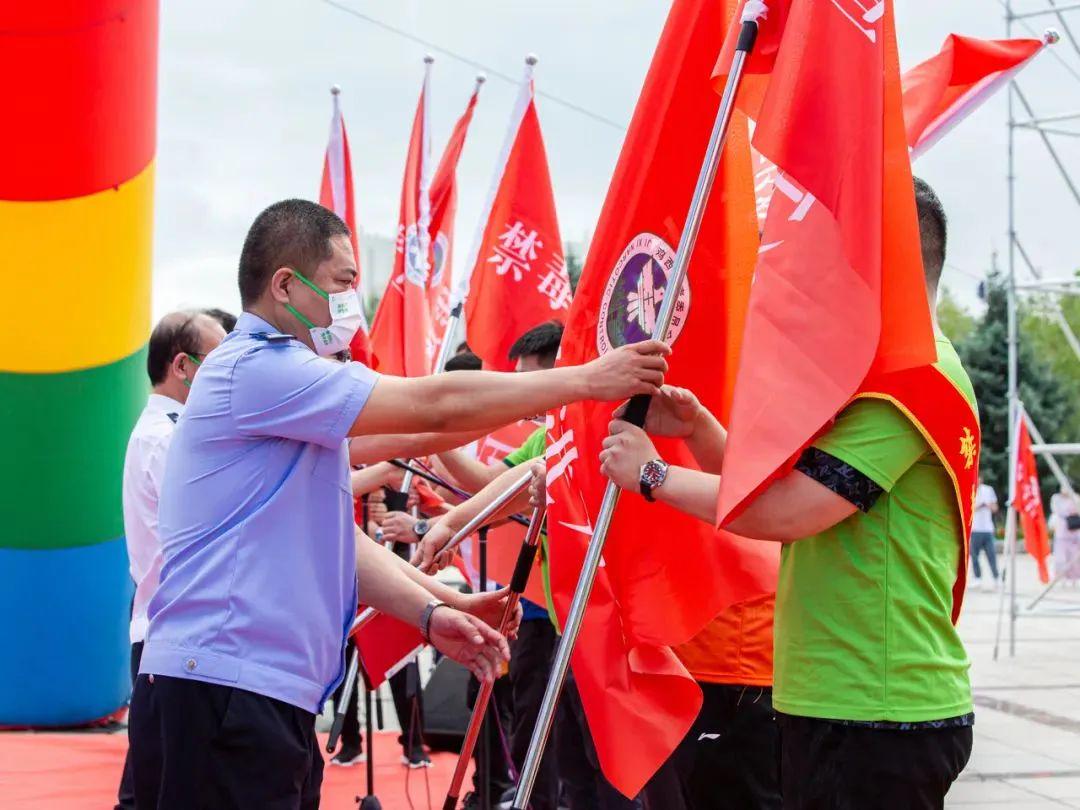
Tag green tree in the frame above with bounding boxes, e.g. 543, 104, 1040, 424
957, 270, 1070, 497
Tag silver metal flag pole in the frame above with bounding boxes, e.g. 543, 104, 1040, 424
510, 11, 764, 808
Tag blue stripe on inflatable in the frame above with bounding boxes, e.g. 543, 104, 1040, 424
0, 537, 133, 727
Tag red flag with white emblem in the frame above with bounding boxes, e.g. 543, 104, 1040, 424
319, 87, 373, 366
464, 60, 571, 371
545, 0, 779, 796
426, 80, 483, 364
715, 0, 937, 525
1015, 412, 1051, 583
370, 61, 435, 377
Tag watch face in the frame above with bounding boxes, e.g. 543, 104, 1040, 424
642, 460, 668, 488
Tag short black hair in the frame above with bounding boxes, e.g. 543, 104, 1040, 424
508, 321, 564, 367
238, 199, 351, 307
204, 307, 237, 332
444, 350, 483, 372
147, 312, 203, 386
914, 177, 947, 290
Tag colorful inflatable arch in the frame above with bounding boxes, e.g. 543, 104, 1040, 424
0, 2, 158, 726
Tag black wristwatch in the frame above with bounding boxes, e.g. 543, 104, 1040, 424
419, 600, 447, 644
412, 518, 430, 538
639, 459, 670, 502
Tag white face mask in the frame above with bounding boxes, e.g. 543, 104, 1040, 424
287, 271, 364, 357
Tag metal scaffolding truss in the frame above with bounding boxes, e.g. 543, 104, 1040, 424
996, 1, 1080, 658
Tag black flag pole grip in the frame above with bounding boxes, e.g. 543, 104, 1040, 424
621, 392, 653, 429
737, 18, 759, 53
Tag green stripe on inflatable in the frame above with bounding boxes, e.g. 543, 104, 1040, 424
0, 347, 147, 550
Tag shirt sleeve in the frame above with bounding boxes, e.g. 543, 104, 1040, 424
503, 427, 546, 468
231, 346, 379, 449
810, 398, 929, 494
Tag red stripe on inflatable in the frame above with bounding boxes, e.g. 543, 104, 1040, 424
0, 1, 158, 201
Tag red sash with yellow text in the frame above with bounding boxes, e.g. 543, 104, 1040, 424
853, 364, 981, 623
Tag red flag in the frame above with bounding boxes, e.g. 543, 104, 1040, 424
426, 81, 482, 364
715, 0, 937, 525
545, 0, 779, 796
1015, 414, 1051, 583
319, 87, 373, 365
904, 33, 1049, 160
370, 62, 435, 377
352, 613, 424, 689
464, 62, 571, 371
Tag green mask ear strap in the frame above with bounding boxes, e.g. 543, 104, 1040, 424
286, 269, 325, 330
291, 269, 329, 300
286, 304, 316, 330
185, 353, 202, 367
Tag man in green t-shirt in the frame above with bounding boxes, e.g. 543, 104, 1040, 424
597, 179, 974, 809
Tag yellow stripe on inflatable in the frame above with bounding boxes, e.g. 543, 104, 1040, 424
0, 163, 154, 373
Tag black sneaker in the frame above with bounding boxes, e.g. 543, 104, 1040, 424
330, 744, 366, 767
401, 747, 433, 769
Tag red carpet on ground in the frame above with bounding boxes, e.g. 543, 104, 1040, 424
0, 730, 475, 809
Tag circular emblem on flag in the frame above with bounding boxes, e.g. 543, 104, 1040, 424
596, 232, 690, 355
431, 231, 450, 286
403, 223, 430, 286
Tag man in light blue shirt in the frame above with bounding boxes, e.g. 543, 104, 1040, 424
129, 199, 669, 809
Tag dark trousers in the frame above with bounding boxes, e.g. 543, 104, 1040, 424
971, 531, 999, 580
129, 674, 324, 809
509, 619, 560, 810
390, 660, 426, 755
556, 672, 642, 810
777, 714, 972, 810
466, 672, 514, 797
115, 642, 144, 810
646, 683, 782, 810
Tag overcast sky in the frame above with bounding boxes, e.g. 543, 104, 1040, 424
153, 0, 1080, 321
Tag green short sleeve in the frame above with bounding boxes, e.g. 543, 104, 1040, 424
812, 398, 928, 492
503, 426, 546, 468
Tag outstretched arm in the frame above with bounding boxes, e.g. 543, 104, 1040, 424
411, 464, 533, 571
348, 429, 486, 467
599, 421, 856, 543
354, 531, 511, 681
434, 449, 507, 494
349, 341, 669, 437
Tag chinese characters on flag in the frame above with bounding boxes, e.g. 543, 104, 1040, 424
1015, 414, 1051, 583
464, 60, 571, 371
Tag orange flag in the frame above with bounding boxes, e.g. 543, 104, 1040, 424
464, 60, 571, 371
715, 0, 937, 525
904, 33, 1049, 160
318, 87, 374, 365
370, 61, 435, 377
1015, 413, 1051, 583
545, 0, 778, 796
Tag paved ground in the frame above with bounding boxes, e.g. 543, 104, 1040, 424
949, 554, 1080, 808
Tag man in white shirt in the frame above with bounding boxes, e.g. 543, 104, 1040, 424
115, 310, 226, 810
971, 476, 1000, 591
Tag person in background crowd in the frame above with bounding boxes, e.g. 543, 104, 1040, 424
1051, 487, 1080, 587
115, 310, 227, 810
203, 307, 238, 333
971, 475, 1000, 591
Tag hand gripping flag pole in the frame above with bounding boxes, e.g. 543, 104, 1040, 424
327, 470, 532, 752
443, 504, 547, 810
510, 9, 765, 808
